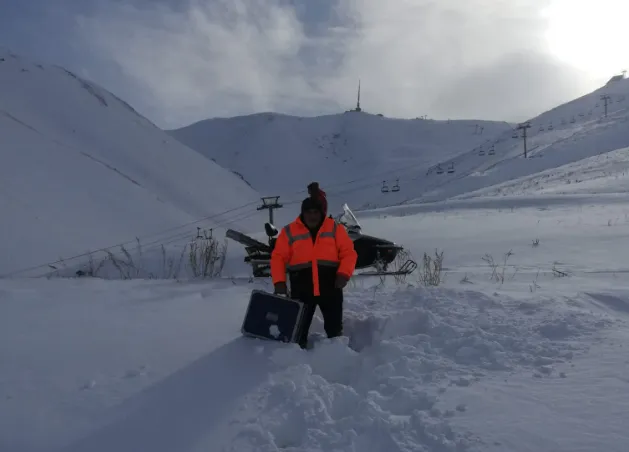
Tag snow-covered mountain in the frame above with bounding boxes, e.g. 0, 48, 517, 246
170, 77, 629, 213
0, 48, 260, 276
168, 112, 513, 210
409, 76, 629, 203
454, 146, 629, 198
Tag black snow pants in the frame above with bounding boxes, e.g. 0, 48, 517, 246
288, 264, 344, 348
296, 296, 343, 348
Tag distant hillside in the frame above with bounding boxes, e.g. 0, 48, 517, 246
0, 48, 260, 276
168, 112, 512, 211
169, 76, 629, 214
405, 76, 629, 204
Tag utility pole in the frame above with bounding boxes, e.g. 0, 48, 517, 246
600, 94, 611, 118
257, 196, 283, 225
516, 122, 532, 158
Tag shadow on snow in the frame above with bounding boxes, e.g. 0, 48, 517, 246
54, 337, 276, 452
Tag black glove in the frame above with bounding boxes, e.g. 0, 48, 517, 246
335, 274, 349, 289
274, 282, 288, 296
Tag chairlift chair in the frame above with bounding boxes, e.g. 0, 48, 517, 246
570, 116, 576, 123
436, 165, 444, 174
381, 181, 389, 193
488, 145, 495, 155
478, 147, 485, 156
538, 125, 544, 132
447, 162, 455, 174
391, 179, 400, 192
548, 123, 554, 130
512, 131, 519, 139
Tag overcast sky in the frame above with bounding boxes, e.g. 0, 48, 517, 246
1, 0, 627, 129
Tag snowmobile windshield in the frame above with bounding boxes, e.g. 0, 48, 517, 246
337, 204, 361, 232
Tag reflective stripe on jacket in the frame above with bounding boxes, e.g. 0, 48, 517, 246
271, 216, 357, 296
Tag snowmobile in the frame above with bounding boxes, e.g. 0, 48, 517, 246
226, 203, 417, 278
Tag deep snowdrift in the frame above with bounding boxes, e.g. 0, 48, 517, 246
0, 48, 261, 276
169, 112, 512, 210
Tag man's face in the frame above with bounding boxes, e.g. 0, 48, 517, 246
303, 208, 322, 228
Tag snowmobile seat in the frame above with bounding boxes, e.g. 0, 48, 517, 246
264, 223, 279, 238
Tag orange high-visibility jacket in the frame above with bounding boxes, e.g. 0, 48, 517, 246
271, 216, 357, 296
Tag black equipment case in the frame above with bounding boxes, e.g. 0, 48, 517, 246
241, 289, 307, 343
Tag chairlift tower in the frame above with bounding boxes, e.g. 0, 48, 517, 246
257, 196, 283, 225
600, 94, 611, 118
516, 122, 532, 158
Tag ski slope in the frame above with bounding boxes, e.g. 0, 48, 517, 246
406, 76, 629, 204
455, 146, 629, 198
0, 48, 261, 277
169, 112, 513, 210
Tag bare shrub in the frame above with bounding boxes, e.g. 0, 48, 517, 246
529, 268, 541, 293
188, 229, 227, 278
482, 249, 515, 284
161, 243, 188, 280
417, 249, 444, 286
50, 229, 227, 280
105, 244, 138, 280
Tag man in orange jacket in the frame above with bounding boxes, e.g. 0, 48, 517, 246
271, 196, 357, 348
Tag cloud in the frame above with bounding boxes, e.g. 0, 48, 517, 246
431, 50, 586, 123
77, 0, 597, 128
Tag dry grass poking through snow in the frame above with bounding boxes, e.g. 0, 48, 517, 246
417, 249, 444, 287
481, 250, 515, 284
47, 228, 227, 280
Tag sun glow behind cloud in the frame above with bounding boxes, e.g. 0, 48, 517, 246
544, 0, 629, 78
77, 0, 604, 128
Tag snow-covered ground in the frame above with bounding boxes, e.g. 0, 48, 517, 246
2, 195, 629, 452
